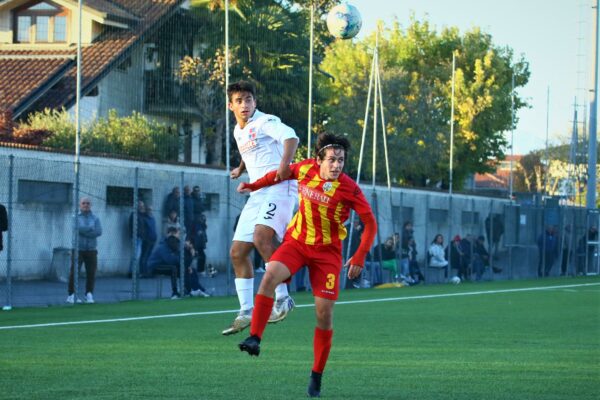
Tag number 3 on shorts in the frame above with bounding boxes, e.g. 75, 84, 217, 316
325, 273, 336, 290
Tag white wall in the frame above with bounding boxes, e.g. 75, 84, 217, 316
0, 147, 511, 280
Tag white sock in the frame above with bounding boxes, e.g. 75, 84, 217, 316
235, 278, 254, 311
264, 262, 289, 300
275, 282, 289, 300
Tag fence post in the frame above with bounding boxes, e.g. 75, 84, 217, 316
71, 160, 80, 301
131, 167, 139, 300
179, 172, 185, 296
3, 155, 14, 310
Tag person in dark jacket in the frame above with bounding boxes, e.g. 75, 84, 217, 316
147, 227, 209, 299
472, 236, 490, 281
537, 226, 559, 277
0, 202, 7, 252
446, 235, 468, 281
182, 185, 195, 236
129, 201, 157, 277
485, 213, 504, 260
163, 186, 180, 219
400, 221, 414, 278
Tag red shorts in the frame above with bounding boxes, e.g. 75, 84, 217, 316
270, 239, 343, 300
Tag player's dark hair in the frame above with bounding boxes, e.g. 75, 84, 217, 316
227, 80, 256, 101
315, 132, 350, 160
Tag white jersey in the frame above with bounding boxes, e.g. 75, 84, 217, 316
234, 110, 298, 196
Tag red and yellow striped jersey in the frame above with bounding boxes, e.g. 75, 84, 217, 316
245, 158, 376, 266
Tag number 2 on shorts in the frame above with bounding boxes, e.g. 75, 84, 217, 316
264, 203, 276, 220
325, 273, 336, 290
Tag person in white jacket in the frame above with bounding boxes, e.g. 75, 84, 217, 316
428, 234, 448, 267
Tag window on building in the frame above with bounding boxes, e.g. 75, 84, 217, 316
461, 211, 480, 226
204, 193, 219, 212
17, 16, 31, 42
54, 15, 66, 41
106, 186, 153, 207
35, 15, 49, 42
13, 1, 68, 43
429, 208, 448, 224
18, 179, 72, 204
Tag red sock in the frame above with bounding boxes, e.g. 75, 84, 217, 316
312, 327, 333, 374
250, 294, 274, 339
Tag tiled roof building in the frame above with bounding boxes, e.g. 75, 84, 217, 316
0, 0, 183, 118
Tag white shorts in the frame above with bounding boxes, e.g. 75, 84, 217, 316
233, 191, 296, 243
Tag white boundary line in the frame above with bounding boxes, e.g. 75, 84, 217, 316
1, 282, 599, 331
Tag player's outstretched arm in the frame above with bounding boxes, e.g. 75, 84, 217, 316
238, 169, 279, 193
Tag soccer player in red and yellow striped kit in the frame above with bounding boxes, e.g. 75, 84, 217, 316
237, 132, 377, 397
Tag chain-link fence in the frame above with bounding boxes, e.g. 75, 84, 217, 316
0, 150, 247, 307
1, 150, 598, 308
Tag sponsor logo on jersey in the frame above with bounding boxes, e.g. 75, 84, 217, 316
300, 184, 330, 205
239, 139, 257, 154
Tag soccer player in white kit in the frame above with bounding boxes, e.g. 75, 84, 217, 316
222, 81, 299, 335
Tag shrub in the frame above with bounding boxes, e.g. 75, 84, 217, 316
16, 109, 179, 161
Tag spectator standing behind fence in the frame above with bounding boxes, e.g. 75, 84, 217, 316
472, 236, 490, 281
576, 226, 598, 275
129, 201, 156, 277
192, 213, 208, 275
183, 185, 195, 235
66, 197, 102, 304
560, 224, 573, 276
191, 185, 205, 218
537, 226, 559, 277
163, 186, 180, 219
147, 226, 209, 299
142, 206, 158, 275
428, 234, 448, 268
344, 219, 364, 289
400, 222, 414, 278
0, 202, 7, 252
485, 213, 504, 260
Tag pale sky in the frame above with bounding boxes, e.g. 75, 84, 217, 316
348, 0, 597, 155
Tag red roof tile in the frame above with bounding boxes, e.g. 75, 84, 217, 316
0, 55, 74, 115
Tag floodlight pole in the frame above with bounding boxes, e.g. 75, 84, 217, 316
587, 0, 598, 208
544, 86, 550, 197
449, 52, 456, 196
224, 0, 232, 294
307, 1, 315, 158
71, 0, 83, 301
509, 70, 515, 200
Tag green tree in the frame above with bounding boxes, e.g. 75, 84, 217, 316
185, 0, 339, 165
319, 18, 530, 188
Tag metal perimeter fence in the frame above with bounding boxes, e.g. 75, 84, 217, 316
0, 151, 599, 308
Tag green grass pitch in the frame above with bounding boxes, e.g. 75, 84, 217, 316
1, 277, 599, 399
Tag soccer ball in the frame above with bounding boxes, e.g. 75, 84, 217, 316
326, 3, 362, 40
450, 276, 461, 285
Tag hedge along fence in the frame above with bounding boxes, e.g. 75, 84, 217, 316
1, 109, 180, 162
